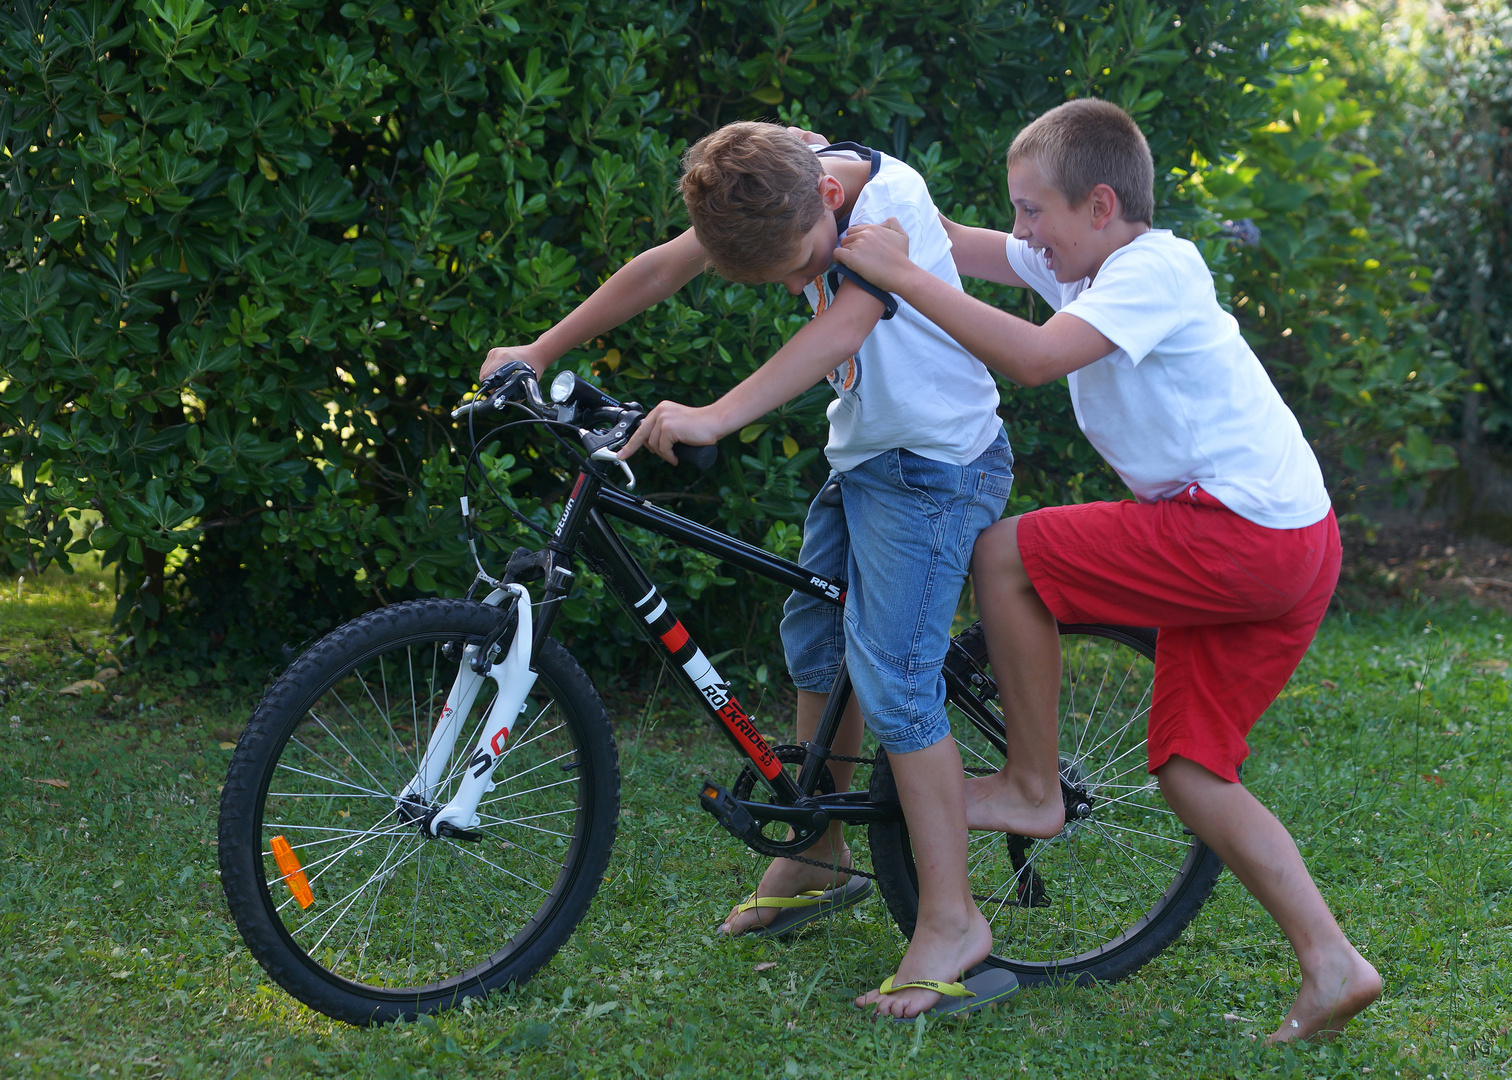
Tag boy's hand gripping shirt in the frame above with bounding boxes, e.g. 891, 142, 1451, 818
804, 151, 1002, 472
1006, 230, 1331, 530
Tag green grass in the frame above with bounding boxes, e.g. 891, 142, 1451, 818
1, 565, 1509, 1078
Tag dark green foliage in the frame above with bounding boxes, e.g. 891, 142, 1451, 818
0, 0, 1294, 668
1213, 3, 1511, 526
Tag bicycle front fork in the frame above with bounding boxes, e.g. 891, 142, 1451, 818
397, 583, 538, 838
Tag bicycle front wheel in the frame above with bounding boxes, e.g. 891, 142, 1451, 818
218, 598, 618, 1025
869, 621, 1222, 986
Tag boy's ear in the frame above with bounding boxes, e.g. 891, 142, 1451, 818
1088, 183, 1120, 230
818, 174, 845, 211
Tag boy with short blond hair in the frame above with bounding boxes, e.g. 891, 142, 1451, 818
481, 120, 1017, 1020
836, 97, 1383, 1042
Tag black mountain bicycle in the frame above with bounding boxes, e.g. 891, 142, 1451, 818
217, 363, 1221, 1025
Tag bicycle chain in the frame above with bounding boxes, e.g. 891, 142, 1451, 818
745, 754, 1037, 901
781, 850, 878, 881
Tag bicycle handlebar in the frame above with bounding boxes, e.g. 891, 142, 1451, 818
675, 443, 718, 471
451, 365, 718, 472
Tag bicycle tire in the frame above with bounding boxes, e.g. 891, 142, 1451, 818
218, 598, 618, 1025
868, 621, 1222, 987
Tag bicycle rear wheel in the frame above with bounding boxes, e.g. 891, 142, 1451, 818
869, 621, 1222, 986
218, 598, 618, 1024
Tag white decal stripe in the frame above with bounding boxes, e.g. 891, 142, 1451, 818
643, 599, 667, 625
682, 649, 713, 686
634, 586, 656, 609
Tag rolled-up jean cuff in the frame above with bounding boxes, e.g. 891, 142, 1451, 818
871, 709, 952, 755
790, 666, 841, 695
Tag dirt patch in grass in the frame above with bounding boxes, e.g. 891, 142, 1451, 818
1339, 505, 1512, 615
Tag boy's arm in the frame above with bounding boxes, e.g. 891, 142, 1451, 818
620, 284, 885, 463
836, 220, 1113, 387
940, 216, 1029, 288
479, 228, 709, 380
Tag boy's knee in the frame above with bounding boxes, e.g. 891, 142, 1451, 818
1154, 755, 1235, 801
971, 515, 1028, 579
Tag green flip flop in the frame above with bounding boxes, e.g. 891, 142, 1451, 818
718, 876, 873, 939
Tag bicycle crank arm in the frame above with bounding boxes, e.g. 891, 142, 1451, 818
807, 790, 904, 825
699, 781, 831, 838
428, 584, 539, 837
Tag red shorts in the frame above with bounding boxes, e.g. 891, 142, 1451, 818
1017, 488, 1340, 782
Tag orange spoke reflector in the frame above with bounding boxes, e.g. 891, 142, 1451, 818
270, 834, 314, 909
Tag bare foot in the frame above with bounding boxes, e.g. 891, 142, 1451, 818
963, 770, 1065, 837
854, 909, 994, 1018
1267, 945, 1382, 1043
719, 839, 854, 936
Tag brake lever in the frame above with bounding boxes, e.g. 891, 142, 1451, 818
580, 413, 638, 455
591, 447, 635, 490
450, 397, 489, 421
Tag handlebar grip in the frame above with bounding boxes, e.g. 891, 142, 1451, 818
674, 443, 718, 471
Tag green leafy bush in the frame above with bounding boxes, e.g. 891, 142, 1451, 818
1, 0, 1295, 674
1336, 1, 1512, 530
1185, 31, 1461, 488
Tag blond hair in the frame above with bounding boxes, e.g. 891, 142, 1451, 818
679, 121, 824, 282
1008, 99, 1154, 224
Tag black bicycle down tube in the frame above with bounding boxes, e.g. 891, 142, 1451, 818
579, 508, 805, 804
596, 486, 846, 605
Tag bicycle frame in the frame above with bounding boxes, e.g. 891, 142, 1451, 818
546, 469, 844, 808
223, 372, 1210, 1025
405, 456, 1004, 837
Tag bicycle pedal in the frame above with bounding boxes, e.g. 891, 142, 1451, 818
698, 780, 760, 843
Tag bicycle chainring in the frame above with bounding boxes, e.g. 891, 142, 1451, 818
728, 744, 840, 860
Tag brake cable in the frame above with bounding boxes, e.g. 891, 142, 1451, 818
459, 399, 644, 559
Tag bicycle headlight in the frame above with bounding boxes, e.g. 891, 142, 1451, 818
550, 370, 576, 404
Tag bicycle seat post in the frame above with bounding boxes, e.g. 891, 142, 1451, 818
798, 658, 854, 793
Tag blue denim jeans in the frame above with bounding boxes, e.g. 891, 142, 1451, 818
781, 430, 1014, 753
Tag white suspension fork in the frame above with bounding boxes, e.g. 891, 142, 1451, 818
395, 584, 539, 836
398, 643, 493, 806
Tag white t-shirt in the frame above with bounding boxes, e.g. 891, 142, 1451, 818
1005, 230, 1330, 529
804, 151, 1002, 472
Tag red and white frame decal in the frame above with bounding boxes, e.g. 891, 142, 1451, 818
632, 586, 780, 778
